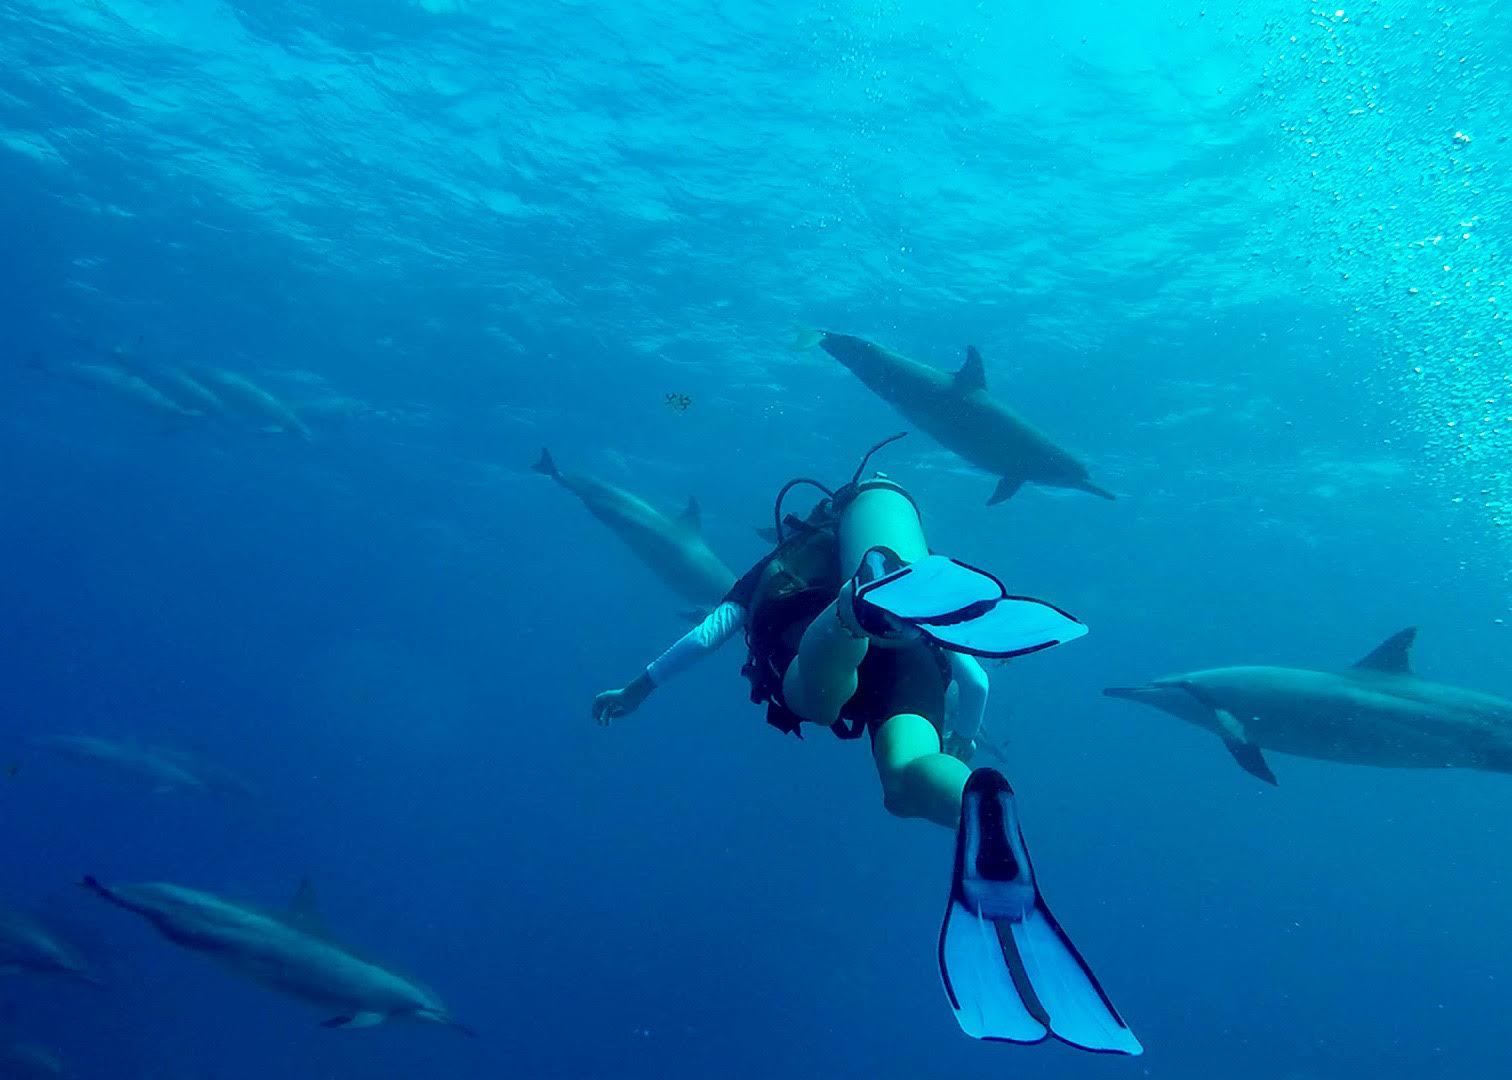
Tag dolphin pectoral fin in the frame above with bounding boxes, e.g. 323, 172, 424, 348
322, 1011, 386, 1030
988, 476, 1024, 505
1213, 709, 1278, 785
1221, 737, 1278, 785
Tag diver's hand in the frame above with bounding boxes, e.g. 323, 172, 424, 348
592, 689, 634, 725
592, 672, 654, 726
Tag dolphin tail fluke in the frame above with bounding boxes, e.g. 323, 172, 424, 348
532, 447, 560, 480
791, 326, 825, 352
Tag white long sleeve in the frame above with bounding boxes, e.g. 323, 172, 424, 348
644, 601, 748, 687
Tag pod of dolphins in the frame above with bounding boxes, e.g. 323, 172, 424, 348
12, 324, 1512, 1072
5, 731, 472, 1064
42, 344, 313, 439
541, 328, 1512, 787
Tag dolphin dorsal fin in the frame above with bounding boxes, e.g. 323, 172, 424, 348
678, 497, 702, 533
1353, 627, 1417, 674
953, 346, 988, 394
287, 878, 331, 939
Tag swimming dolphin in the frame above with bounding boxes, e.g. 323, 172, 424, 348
799, 330, 1115, 504
131, 364, 227, 418
533, 447, 736, 611
0, 1042, 67, 1078
50, 360, 205, 420
1103, 628, 1512, 785
197, 369, 313, 439
31, 735, 249, 797
81, 877, 472, 1034
0, 907, 101, 987
99, 342, 229, 419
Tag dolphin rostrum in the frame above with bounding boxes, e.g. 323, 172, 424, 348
533, 447, 736, 612
82, 877, 472, 1034
0, 906, 101, 987
1103, 628, 1512, 785
799, 330, 1115, 504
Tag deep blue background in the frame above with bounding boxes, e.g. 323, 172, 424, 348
3, 1, 1512, 1077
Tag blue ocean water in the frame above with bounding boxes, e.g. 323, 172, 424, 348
3, 0, 1512, 1076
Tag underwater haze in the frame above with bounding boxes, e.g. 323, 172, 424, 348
3, 0, 1512, 1077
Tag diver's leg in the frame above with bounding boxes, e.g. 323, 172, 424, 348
872, 712, 971, 829
783, 477, 929, 727
782, 599, 868, 728
837, 478, 928, 575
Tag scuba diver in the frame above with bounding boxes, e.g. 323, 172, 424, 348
591, 436, 1141, 1055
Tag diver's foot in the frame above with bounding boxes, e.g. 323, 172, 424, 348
939, 768, 1142, 1054
838, 547, 921, 642
854, 552, 1088, 659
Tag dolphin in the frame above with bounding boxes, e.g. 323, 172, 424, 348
0, 907, 101, 987
30, 735, 248, 797
799, 330, 1115, 504
533, 447, 736, 612
0, 1042, 67, 1078
1103, 628, 1512, 785
99, 342, 229, 419
197, 368, 314, 439
51, 360, 205, 420
131, 364, 228, 419
81, 877, 473, 1034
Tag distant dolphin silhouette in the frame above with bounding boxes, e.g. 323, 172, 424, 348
1104, 628, 1512, 784
534, 447, 736, 612
0, 906, 102, 988
82, 877, 472, 1034
31, 735, 251, 798
798, 330, 1115, 504
0, 1042, 67, 1078
198, 368, 313, 439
